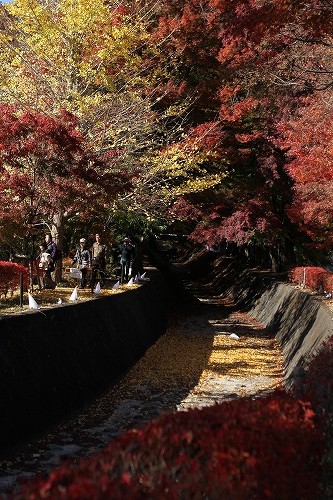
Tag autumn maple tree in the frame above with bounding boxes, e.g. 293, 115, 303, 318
276, 94, 333, 249
0, 1, 165, 243
132, 0, 333, 268
0, 105, 129, 259
0, 0, 331, 269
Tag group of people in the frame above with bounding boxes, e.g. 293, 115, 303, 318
37, 233, 140, 290
71, 234, 139, 288
71, 234, 108, 289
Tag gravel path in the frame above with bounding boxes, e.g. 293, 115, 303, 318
0, 288, 284, 497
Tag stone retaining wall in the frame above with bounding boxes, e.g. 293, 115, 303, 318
0, 272, 172, 447
204, 257, 333, 386
249, 283, 333, 384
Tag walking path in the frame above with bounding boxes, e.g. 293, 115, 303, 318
0, 285, 284, 496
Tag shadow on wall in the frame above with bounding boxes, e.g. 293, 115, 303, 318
0, 271, 172, 448
250, 283, 333, 382
0, 267, 218, 451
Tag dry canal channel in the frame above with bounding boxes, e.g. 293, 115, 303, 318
0, 270, 284, 496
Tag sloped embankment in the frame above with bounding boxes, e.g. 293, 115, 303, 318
183, 251, 333, 385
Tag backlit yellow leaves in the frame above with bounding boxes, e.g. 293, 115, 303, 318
0, 0, 151, 115
144, 141, 225, 201
170, 174, 224, 197
0, 0, 165, 183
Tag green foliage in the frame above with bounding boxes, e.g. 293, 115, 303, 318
106, 205, 168, 242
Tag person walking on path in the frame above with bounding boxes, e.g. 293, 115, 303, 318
90, 233, 107, 289
131, 235, 146, 278
119, 237, 135, 283
44, 233, 57, 288
72, 238, 92, 289
37, 242, 53, 289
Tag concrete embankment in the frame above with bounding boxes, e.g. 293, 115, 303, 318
248, 282, 333, 383
0, 271, 176, 448
187, 253, 333, 385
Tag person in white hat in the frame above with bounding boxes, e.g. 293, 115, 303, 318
71, 238, 92, 288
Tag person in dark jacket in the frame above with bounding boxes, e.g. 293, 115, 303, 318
131, 235, 146, 278
72, 238, 92, 288
45, 233, 57, 261
118, 237, 135, 282
37, 242, 54, 289
44, 233, 57, 288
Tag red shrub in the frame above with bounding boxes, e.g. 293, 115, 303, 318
0, 260, 28, 298
289, 266, 333, 293
14, 391, 325, 499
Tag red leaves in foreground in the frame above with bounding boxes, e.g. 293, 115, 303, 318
0, 261, 28, 298
14, 391, 325, 499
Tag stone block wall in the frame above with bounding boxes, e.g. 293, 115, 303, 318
249, 283, 333, 383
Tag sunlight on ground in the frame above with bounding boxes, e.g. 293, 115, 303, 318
113, 310, 284, 399
120, 330, 215, 389
201, 335, 283, 379
0, 285, 138, 316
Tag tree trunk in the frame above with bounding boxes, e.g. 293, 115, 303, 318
52, 211, 64, 284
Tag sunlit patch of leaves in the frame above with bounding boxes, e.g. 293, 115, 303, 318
111, 309, 284, 397
0, 285, 138, 316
